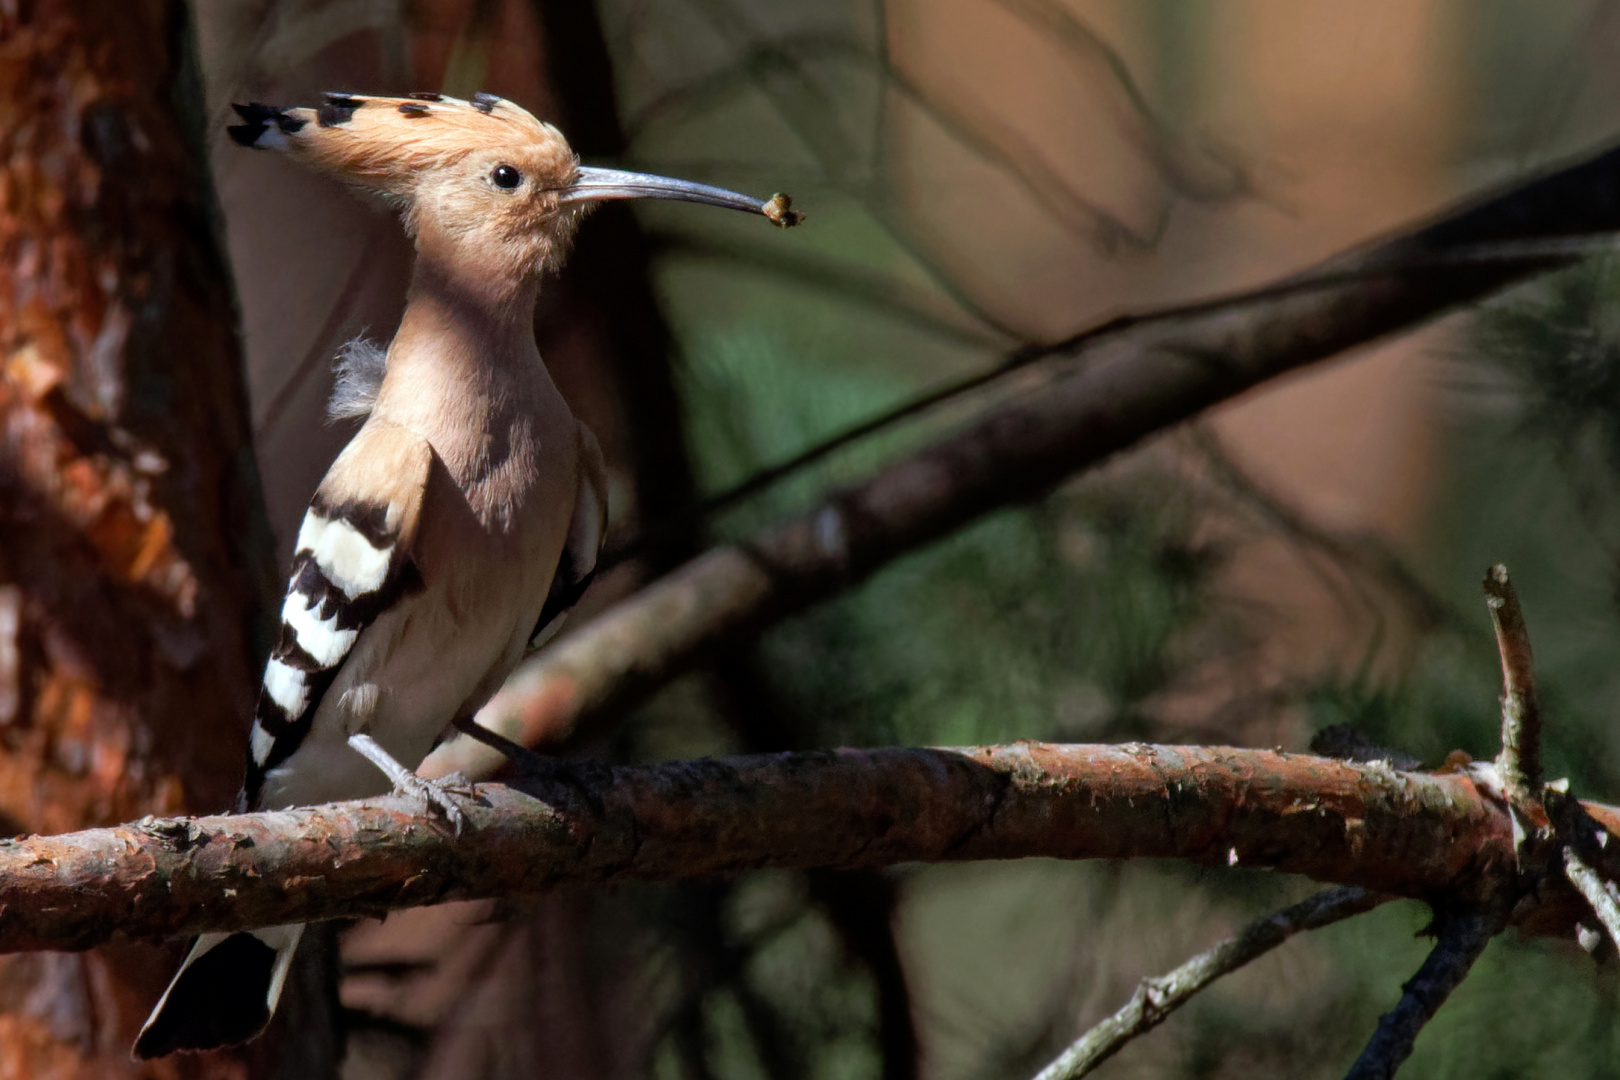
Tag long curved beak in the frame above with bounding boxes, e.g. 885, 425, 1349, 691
563, 166, 803, 228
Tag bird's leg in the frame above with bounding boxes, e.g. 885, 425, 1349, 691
347, 732, 469, 835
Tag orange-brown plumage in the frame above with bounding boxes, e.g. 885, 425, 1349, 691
233, 92, 590, 288
139, 89, 796, 1060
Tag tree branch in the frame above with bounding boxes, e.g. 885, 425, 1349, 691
1483, 565, 1542, 803
1032, 887, 1386, 1080
430, 138, 1620, 777
6, 744, 1620, 955
1341, 907, 1499, 1080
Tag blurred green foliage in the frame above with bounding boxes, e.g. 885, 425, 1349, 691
581, 1, 1620, 1077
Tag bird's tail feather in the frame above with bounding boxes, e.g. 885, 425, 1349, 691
133, 924, 304, 1059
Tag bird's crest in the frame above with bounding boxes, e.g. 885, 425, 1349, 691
229, 91, 799, 281
229, 91, 575, 204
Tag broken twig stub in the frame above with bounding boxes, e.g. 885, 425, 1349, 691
1484, 565, 1542, 804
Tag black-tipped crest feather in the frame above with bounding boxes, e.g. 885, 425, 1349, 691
318, 92, 362, 127
227, 102, 306, 147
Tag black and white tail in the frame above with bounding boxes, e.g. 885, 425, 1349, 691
136, 424, 429, 1057
133, 925, 303, 1058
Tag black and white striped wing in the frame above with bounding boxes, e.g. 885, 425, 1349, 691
243, 423, 431, 808
529, 422, 608, 650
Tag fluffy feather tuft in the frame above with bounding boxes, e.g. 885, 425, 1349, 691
327, 336, 388, 422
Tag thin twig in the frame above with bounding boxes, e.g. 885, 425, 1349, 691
626, 26, 1176, 256
634, 19, 1032, 334
1032, 887, 1386, 1080
1192, 425, 1466, 639
985, 0, 1248, 204
1342, 907, 1499, 1080
1483, 564, 1542, 802
1564, 848, 1620, 947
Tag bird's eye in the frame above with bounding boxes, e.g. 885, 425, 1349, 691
492, 165, 523, 190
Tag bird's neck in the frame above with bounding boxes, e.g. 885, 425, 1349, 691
371, 255, 556, 457
402, 255, 538, 340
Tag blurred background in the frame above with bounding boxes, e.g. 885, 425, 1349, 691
12, 0, 1620, 1076
193, 0, 1620, 1077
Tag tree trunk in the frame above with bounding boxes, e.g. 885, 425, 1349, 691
0, 2, 278, 1074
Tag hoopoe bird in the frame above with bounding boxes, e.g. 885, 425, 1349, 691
134, 90, 799, 1059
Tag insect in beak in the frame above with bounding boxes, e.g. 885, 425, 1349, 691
562, 166, 804, 228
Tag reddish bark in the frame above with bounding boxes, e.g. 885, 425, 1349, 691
0, 2, 274, 1075
0, 744, 1611, 954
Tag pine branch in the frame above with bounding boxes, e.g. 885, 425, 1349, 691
5, 744, 1620, 955
432, 138, 1620, 776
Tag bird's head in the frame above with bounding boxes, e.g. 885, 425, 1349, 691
229, 92, 800, 288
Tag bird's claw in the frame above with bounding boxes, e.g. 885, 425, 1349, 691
391, 772, 471, 835
347, 732, 476, 835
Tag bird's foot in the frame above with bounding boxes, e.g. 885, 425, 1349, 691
390, 770, 472, 835
348, 733, 474, 835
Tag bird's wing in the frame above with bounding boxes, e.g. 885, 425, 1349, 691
529, 421, 608, 650
243, 420, 432, 808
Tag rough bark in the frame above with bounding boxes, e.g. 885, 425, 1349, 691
0, 2, 276, 1075
3, 744, 1617, 954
